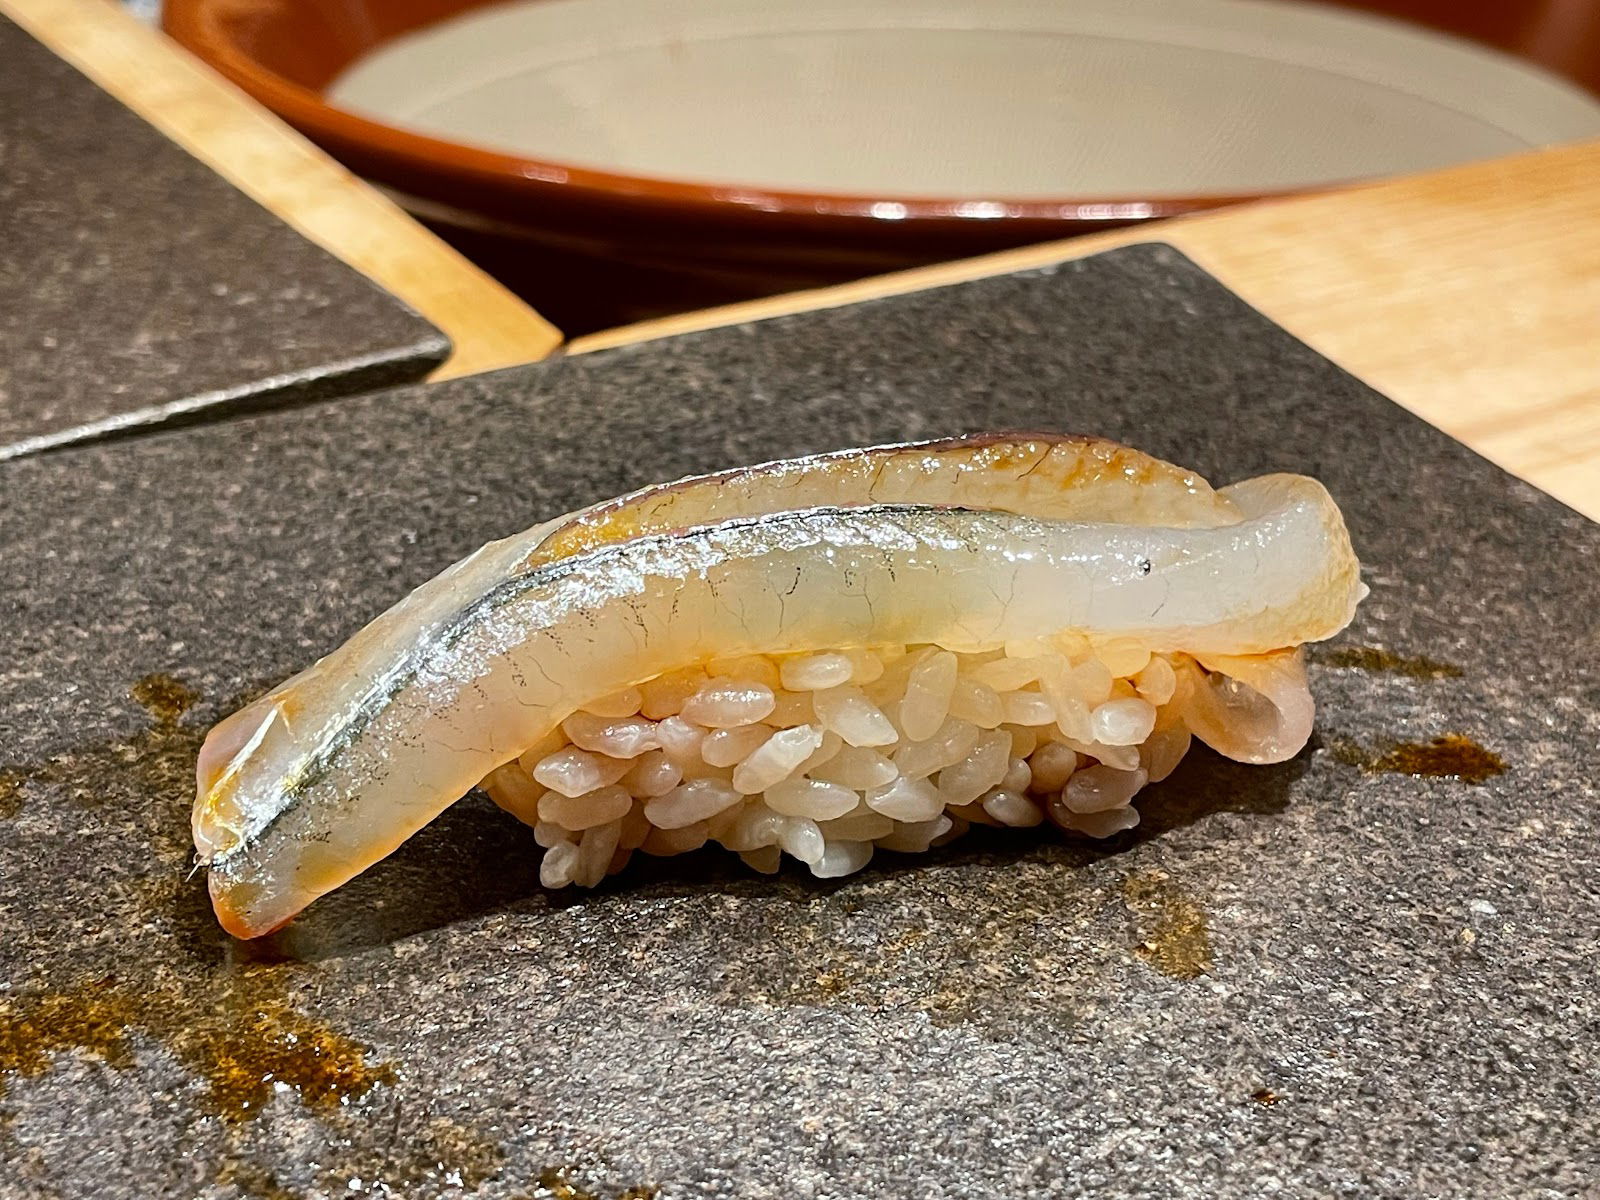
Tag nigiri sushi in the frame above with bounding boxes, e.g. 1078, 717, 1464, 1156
194, 435, 1365, 938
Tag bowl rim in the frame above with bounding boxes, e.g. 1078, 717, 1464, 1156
162, 0, 1281, 225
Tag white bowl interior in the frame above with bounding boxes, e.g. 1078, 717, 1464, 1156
328, 0, 1600, 198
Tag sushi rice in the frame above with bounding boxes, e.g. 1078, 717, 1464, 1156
482, 636, 1290, 889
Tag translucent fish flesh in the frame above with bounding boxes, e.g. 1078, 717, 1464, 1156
194, 435, 1364, 937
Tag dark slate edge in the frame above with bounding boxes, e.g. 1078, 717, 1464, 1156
0, 14, 452, 460
0, 339, 452, 463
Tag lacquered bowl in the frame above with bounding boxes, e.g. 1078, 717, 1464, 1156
165, 0, 1600, 334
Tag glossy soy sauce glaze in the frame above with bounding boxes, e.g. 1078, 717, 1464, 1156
1123, 869, 1214, 980
1333, 734, 1507, 784
1371, 735, 1507, 784
0, 771, 20, 821
0, 969, 394, 1121
1310, 644, 1463, 679
0, 675, 394, 1126
130, 672, 202, 723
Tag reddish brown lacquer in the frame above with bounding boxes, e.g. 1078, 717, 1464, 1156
163, 0, 1600, 332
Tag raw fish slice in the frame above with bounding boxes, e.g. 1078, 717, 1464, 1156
526, 433, 1240, 567
198, 436, 1229, 843
195, 454, 1362, 938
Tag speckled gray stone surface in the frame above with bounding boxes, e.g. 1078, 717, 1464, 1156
1, 245, 1596, 1199
0, 16, 448, 459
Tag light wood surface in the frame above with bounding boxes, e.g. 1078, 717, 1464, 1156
2, 0, 561, 379
573, 140, 1600, 522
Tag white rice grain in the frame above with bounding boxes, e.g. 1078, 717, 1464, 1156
731, 725, 824, 794
1004, 726, 1040, 759
981, 788, 1044, 827
764, 777, 858, 820
539, 841, 581, 888
898, 650, 958, 740
1001, 689, 1056, 727
514, 727, 568, 774
532, 748, 631, 798
1063, 764, 1149, 813
1091, 697, 1158, 747
655, 715, 708, 766
532, 820, 570, 849
1134, 656, 1178, 706
618, 802, 653, 850
1094, 640, 1152, 679
740, 846, 783, 874
575, 821, 622, 886
1056, 803, 1141, 839
640, 667, 708, 719
1047, 689, 1093, 743
779, 652, 855, 691
948, 677, 1004, 728
701, 724, 771, 768
562, 711, 661, 758
1028, 743, 1079, 792
865, 776, 945, 822
819, 807, 897, 841
1062, 738, 1141, 772
621, 750, 682, 798
893, 717, 979, 779
766, 688, 815, 726
811, 841, 874, 879
813, 685, 899, 747
681, 680, 776, 727
1066, 659, 1114, 707
970, 656, 1048, 691
1141, 727, 1192, 782
645, 778, 741, 829
796, 730, 844, 774
723, 804, 786, 852
842, 648, 886, 685
1001, 756, 1032, 793
538, 784, 632, 830
778, 816, 827, 865
808, 745, 898, 790
937, 730, 1012, 805
644, 821, 710, 856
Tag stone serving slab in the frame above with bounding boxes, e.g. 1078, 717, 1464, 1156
0, 16, 449, 460
1, 245, 1594, 1199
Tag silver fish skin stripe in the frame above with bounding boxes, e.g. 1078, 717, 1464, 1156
203, 480, 1356, 937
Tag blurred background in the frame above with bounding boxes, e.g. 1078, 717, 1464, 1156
141, 0, 1600, 334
